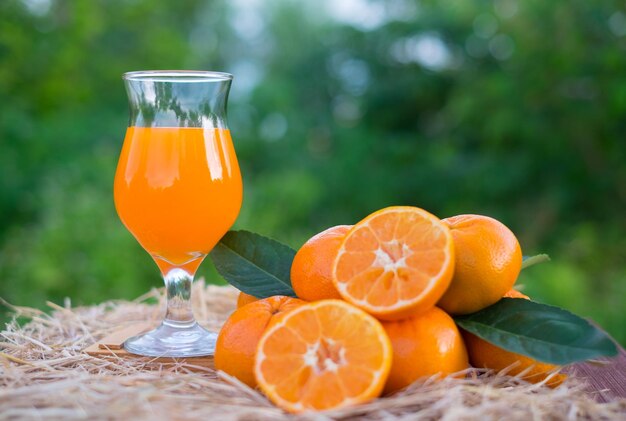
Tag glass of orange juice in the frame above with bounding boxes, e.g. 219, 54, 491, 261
114, 71, 242, 357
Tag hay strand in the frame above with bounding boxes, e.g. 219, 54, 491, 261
1, 281, 624, 420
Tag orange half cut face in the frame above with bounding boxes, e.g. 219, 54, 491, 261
254, 300, 392, 413
332, 206, 455, 320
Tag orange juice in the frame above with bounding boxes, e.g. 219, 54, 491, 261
114, 127, 242, 272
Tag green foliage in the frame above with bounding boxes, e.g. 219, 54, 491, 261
0, 0, 624, 345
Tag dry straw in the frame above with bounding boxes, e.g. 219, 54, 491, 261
1, 281, 624, 420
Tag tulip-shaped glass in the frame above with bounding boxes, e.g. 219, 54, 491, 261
114, 71, 242, 357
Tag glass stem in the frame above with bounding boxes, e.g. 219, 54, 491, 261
163, 268, 196, 328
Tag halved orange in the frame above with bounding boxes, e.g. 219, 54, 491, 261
332, 206, 455, 320
254, 300, 392, 413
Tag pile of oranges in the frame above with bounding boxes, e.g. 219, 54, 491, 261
215, 206, 565, 413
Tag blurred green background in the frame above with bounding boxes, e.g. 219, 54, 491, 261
1, 0, 625, 345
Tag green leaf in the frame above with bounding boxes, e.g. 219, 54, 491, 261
455, 298, 618, 365
209, 230, 297, 298
521, 254, 550, 270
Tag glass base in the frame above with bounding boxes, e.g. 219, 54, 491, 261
123, 322, 217, 357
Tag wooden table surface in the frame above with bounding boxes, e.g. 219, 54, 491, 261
567, 345, 626, 403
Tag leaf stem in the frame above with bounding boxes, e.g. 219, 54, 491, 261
521, 254, 550, 270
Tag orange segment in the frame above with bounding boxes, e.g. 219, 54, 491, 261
254, 300, 392, 413
332, 206, 455, 320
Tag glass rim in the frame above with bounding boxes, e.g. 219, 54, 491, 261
123, 70, 233, 82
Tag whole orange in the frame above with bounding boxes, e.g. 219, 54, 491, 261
437, 214, 522, 315
291, 225, 351, 301
214, 295, 305, 387
462, 288, 567, 387
381, 306, 469, 394
236, 291, 259, 308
